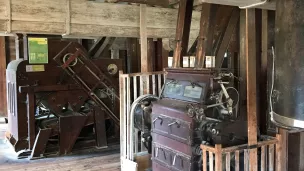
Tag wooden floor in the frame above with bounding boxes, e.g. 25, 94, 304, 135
0, 119, 120, 171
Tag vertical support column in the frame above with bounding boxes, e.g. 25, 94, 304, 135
23, 34, 28, 60
15, 34, 23, 60
126, 38, 139, 73
27, 92, 36, 150
239, 10, 247, 119
0, 37, 7, 117
260, 10, 268, 134
279, 129, 288, 171
245, 8, 258, 171
140, 4, 152, 72
172, 0, 193, 68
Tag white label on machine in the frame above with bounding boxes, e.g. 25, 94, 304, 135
205, 56, 215, 68
26, 65, 45, 72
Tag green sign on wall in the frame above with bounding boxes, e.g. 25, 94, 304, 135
28, 38, 48, 64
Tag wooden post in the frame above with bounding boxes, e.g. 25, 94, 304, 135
0, 37, 7, 117
126, 38, 140, 73
215, 144, 222, 171
276, 134, 282, 171
172, 0, 193, 68
245, 8, 258, 171
239, 10, 247, 120
260, 10, 268, 134
278, 129, 288, 171
140, 4, 151, 72
27, 92, 36, 150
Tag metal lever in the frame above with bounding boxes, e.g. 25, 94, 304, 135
155, 147, 166, 160
153, 116, 163, 126
168, 121, 180, 128
172, 155, 183, 167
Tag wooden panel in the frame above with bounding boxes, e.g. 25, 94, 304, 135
0, 0, 201, 38
11, 0, 66, 22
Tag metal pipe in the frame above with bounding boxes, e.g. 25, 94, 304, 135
239, 0, 268, 9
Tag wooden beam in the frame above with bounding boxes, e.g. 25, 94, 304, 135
0, 1, 201, 39
194, 3, 217, 68
0, 37, 6, 117
214, 8, 240, 68
239, 10, 247, 120
126, 38, 139, 73
140, 4, 151, 72
172, 0, 194, 68
245, 8, 258, 171
260, 9, 268, 134
279, 129, 288, 171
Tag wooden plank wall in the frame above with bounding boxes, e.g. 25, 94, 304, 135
0, 0, 201, 39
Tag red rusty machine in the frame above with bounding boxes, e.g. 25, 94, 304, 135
132, 68, 252, 171
5, 39, 122, 159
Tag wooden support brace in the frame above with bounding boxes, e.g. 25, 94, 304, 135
27, 93, 36, 150
172, 0, 194, 68
30, 128, 52, 159
94, 107, 108, 148
195, 3, 217, 68
215, 8, 240, 68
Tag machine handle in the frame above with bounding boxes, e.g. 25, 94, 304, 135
168, 121, 180, 128
153, 116, 163, 126
172, 155, 183, 167
155, 147, 166, 160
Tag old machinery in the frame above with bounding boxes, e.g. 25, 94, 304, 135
5, 39, 123, 158
131, 68, 252, 171
270, 0, 304, 129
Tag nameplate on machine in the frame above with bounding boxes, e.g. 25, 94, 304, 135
26, 65, 45, 72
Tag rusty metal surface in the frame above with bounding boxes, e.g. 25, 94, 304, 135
59, 115, 87, 155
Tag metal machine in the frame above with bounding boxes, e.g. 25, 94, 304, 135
5, 39, 122, 158
132, 68, 251, 171
270, 0, 304, 129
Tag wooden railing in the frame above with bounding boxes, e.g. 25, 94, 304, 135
119, 71, 166, 165
200, 135, 282, 171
